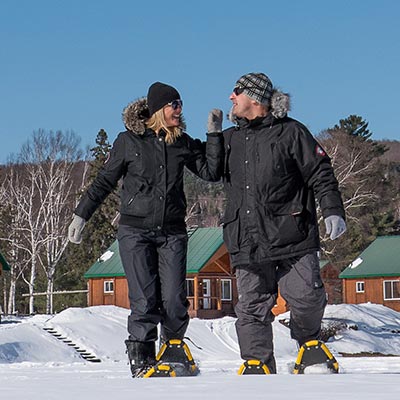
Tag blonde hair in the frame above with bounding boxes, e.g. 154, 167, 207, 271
145, 108, 182, 144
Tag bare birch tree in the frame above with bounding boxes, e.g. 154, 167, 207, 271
20, 130, 86, 314
1, 130, 88, 314
319, 131, 379, 219
317, 129, 382, 256
0, 166, 32, 314
2, 160, 47, 314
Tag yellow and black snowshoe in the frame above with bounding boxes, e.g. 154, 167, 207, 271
237, 359, 271, 375
293, 340, 339, 374
144, 339, 199, 378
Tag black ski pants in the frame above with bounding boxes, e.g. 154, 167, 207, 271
234, 252, 327, 373
117, 224, 190, 343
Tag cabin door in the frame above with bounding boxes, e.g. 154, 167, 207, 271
202, 279, 211, 309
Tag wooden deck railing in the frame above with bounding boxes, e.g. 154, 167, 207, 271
187, 296, 224, 311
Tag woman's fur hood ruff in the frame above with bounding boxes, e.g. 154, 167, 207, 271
122, 97, 186, 134
229, 89, 291, 123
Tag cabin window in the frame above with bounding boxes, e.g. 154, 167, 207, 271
221, 279, 232, 301
356, 281, 365, 293
383, 280, 400, 300
104, 280, 114, 294
186, 279, 195, 297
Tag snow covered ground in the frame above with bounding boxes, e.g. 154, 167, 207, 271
1, 303, 399, 399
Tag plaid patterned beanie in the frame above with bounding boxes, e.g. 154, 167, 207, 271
235, 73, 273, 105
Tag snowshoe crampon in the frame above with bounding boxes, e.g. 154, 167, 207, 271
142, 363, 176, 378
237, 359, 271, 375
144, 339, 199, 378
293, 340, 339, 374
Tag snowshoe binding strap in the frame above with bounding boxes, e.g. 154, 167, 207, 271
131, 364, 156, 378
152, 339, 199, 377
293, 340, 339, 374
238, 359, 271, 375
143, 364, 176, 378
183, 336, 202, 350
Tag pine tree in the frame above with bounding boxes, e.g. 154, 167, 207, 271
334, 115, 386, 156
83, 128, 119, 256
334, 115, 372, 140
55, 129, 119, 311
88, 129, 112, 177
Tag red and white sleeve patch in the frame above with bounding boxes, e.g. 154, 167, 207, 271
315, 145, 326, 157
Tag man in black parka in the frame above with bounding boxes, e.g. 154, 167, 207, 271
208, 72, 346, 374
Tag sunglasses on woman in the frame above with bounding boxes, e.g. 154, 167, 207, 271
167, 99, 183, 110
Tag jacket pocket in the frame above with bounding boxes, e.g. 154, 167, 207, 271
261, 203, 307, 248
122, 183, 151, 218
222, 206, 240, 254
125, 195, 153, 217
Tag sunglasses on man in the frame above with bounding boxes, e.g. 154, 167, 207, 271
233, 87, 245, 96
166, 99, 183, 110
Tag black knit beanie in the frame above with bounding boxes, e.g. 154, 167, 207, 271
147, 82, 181, 116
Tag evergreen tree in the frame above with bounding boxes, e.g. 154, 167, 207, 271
55, 129, 119, 310
334, 115, 372, 140
84, 129, 119, 255
89, 129, 112, 176
334, 115, 386, 156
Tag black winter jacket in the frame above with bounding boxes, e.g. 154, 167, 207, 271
222, 92, 345, 263
75, 98, 222, 231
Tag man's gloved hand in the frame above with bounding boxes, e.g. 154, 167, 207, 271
324, 215, 347, 240
68, 214, 86, 244
207, 109, 223, 133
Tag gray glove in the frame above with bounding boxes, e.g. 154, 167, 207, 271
68, 214, 86, 244
324, 215, 346, 240
207, 109, 223, 133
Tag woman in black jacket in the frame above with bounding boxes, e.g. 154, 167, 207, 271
68, 82, 222, 377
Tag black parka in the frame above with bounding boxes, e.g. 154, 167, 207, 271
222, 93, 345, 263
75, 98, 222, 231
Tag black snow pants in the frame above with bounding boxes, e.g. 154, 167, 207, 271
117, 224, 190, 343
234, 252, 327, 373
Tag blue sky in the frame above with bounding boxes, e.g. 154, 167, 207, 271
1, 0, 399, 163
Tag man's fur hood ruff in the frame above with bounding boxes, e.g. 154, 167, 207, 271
122, 97, 186, 134
229, 89, 291, 123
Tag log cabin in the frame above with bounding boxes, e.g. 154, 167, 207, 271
84, 227, 289, 318
339, 236, 400, 312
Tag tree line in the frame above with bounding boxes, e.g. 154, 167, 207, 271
0, 117, 399, 315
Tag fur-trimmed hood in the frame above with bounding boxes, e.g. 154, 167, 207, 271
229, 89, 291, 123
122, 89, 290, 133
122, 97, 186, 134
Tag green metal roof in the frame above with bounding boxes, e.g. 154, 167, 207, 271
186, 227, 223, 273
84, 240, 125, 278
319, 260, 329, 269
84, 227, 224, 278
0, 251, 11, 271
339, 236, 400, 279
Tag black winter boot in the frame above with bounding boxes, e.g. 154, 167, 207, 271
125, 340, 156, 378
